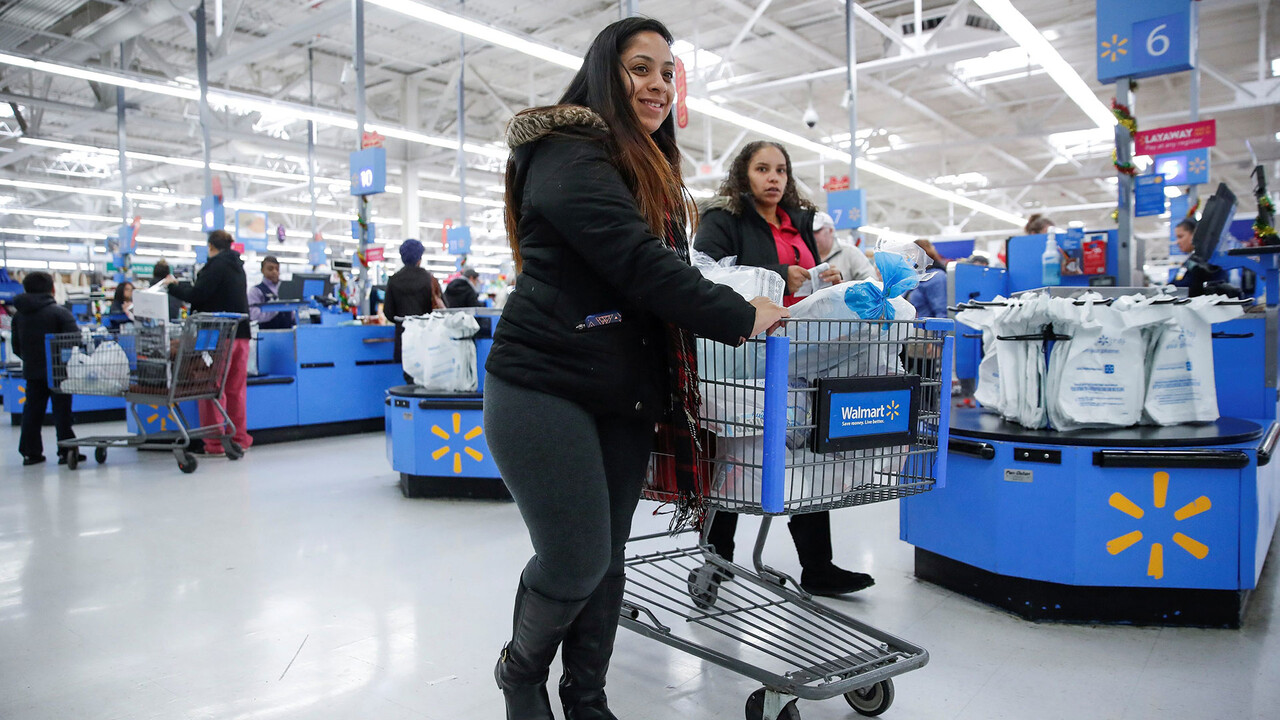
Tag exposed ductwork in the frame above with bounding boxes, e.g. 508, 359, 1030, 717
50, 0, 202, 64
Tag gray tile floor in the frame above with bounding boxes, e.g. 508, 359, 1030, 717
2, 420, 1278, 720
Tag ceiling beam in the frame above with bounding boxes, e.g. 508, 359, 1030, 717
206, 6, 347, 80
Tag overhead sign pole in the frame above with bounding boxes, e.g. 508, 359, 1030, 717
1097, 0, 1197, 284
457, 0, 467, 238
308, 47, 319, 264
116, 42, 129, 277
353, 0, 370, 315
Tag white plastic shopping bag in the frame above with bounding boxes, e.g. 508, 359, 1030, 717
402, 312, 480, 391
1143, 296, 1243, 424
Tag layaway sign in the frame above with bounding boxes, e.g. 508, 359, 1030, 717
1135, 120, 1216, 156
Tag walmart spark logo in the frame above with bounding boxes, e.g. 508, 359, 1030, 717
1106, 472, 1210, 580
1188, 157, 1207, 175
143, 404, 176, 432
17, 384, 25, 405
1100, 34, 1128, 62
884, 400, 901, 421
432, 412, 484, 474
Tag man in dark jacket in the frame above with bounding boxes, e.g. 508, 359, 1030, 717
160, 230, 252, 455
444, 268, 484, 308
11, 271, 81, 465
382, 238, 443, 383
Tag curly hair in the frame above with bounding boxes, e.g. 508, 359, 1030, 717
715, 140, 815, 215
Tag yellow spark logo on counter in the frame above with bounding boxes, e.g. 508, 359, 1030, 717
1106, 472, 1211, 580
17, 384, 25, 405
1100, 34, 1128, 62
431, 412, 484, 474
143, 405, 176, 432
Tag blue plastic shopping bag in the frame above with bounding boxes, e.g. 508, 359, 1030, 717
843, 252, 921, 323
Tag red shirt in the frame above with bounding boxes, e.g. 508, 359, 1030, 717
770, 208, 815, 306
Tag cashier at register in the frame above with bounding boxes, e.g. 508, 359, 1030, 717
247, 255, 295, 329
1170, 219, 1241, 298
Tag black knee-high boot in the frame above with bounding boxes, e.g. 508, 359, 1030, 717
559, 574, 626, 720
495, 580, 589, 720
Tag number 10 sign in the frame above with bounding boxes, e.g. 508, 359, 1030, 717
1097, 0, 1195, 84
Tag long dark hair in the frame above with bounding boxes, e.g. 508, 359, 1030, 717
112, 281, 133, 308
504, 17, 694, 271
716, 140, 815, 216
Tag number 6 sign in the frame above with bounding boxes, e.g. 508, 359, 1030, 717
1097, 0, 1194, 85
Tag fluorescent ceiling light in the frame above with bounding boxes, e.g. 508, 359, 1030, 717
0, 51, 505, 163
0, 239, 72, 250
952, 47, 1038, 82
0, 52, 199, 100
671, 40, 723, 70
973, 0, 1113, 129
366, 0, 582, 70
33, 217, 72, 228
371, 0, 1024, 228
0, 227, 105, 240
686, 97, 1025, 226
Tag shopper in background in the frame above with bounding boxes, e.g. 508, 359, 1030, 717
107, 281, 134, 329
444, 267, 484, 308
696, 141, 841, 306
694, 141, 874, 598
1174, 218, 1196, 255
1024, 213, 1054, 235
486, 18, 786, 720
908, 239, 948, 319
383, 238, 444, 384
160, 229, 252, 456
247, 255, 295, 330
813, 211, 874, 283
152, 261, 185, 320
11, 271, 81, 466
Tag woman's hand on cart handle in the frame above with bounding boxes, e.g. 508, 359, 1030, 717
749, 297, 789, 337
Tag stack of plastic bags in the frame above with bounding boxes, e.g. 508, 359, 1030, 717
401, 312, 480, 392
694, 251, 925, 504
61, 340, 131, 395
957, 292, 1244, 430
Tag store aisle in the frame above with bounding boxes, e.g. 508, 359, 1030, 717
1, 422, 1277, 720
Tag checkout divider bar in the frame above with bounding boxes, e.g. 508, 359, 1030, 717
1092, 449, 1251, 470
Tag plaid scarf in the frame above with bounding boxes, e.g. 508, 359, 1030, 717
652, 220, 711, 531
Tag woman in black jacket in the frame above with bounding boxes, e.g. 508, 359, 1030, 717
485, 18, 787, 720
693, 141, 874, 598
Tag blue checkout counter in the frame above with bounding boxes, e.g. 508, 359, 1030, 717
384, 334, 507, 499
904, 234, 1280, 627
125, 323, 403, 442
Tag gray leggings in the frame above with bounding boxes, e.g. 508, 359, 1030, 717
484, 373, 654, 601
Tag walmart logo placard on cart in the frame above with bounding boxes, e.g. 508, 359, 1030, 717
813, 376, 919, 453
830, 391, 909, 437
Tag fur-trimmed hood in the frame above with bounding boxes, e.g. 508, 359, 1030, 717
505, 105, 609, 149
696, 194, 739, 216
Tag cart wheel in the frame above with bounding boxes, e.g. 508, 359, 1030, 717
65, 449, 79, 470
95, 447, 108, 464
745, 688, 800, 720
844, 679, 894, 717
178, 453, 198, 474
225, 441, 243, 461
687, 564, 721, 611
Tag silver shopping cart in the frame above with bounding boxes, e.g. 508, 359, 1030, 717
45, 312, 247, 473
622, 317, 953, 720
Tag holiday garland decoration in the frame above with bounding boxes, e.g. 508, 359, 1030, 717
1252, 166, 1278, 246
1110, 99, 1139, 176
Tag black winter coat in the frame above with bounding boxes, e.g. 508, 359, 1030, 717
486, 105, 755, 420
11, 293, 78, 382
168, 249, 251, 338
383, 265, 443, 362
693, 194, 820, 288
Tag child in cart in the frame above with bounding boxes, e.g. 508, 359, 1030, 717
11, 271, 83, 466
